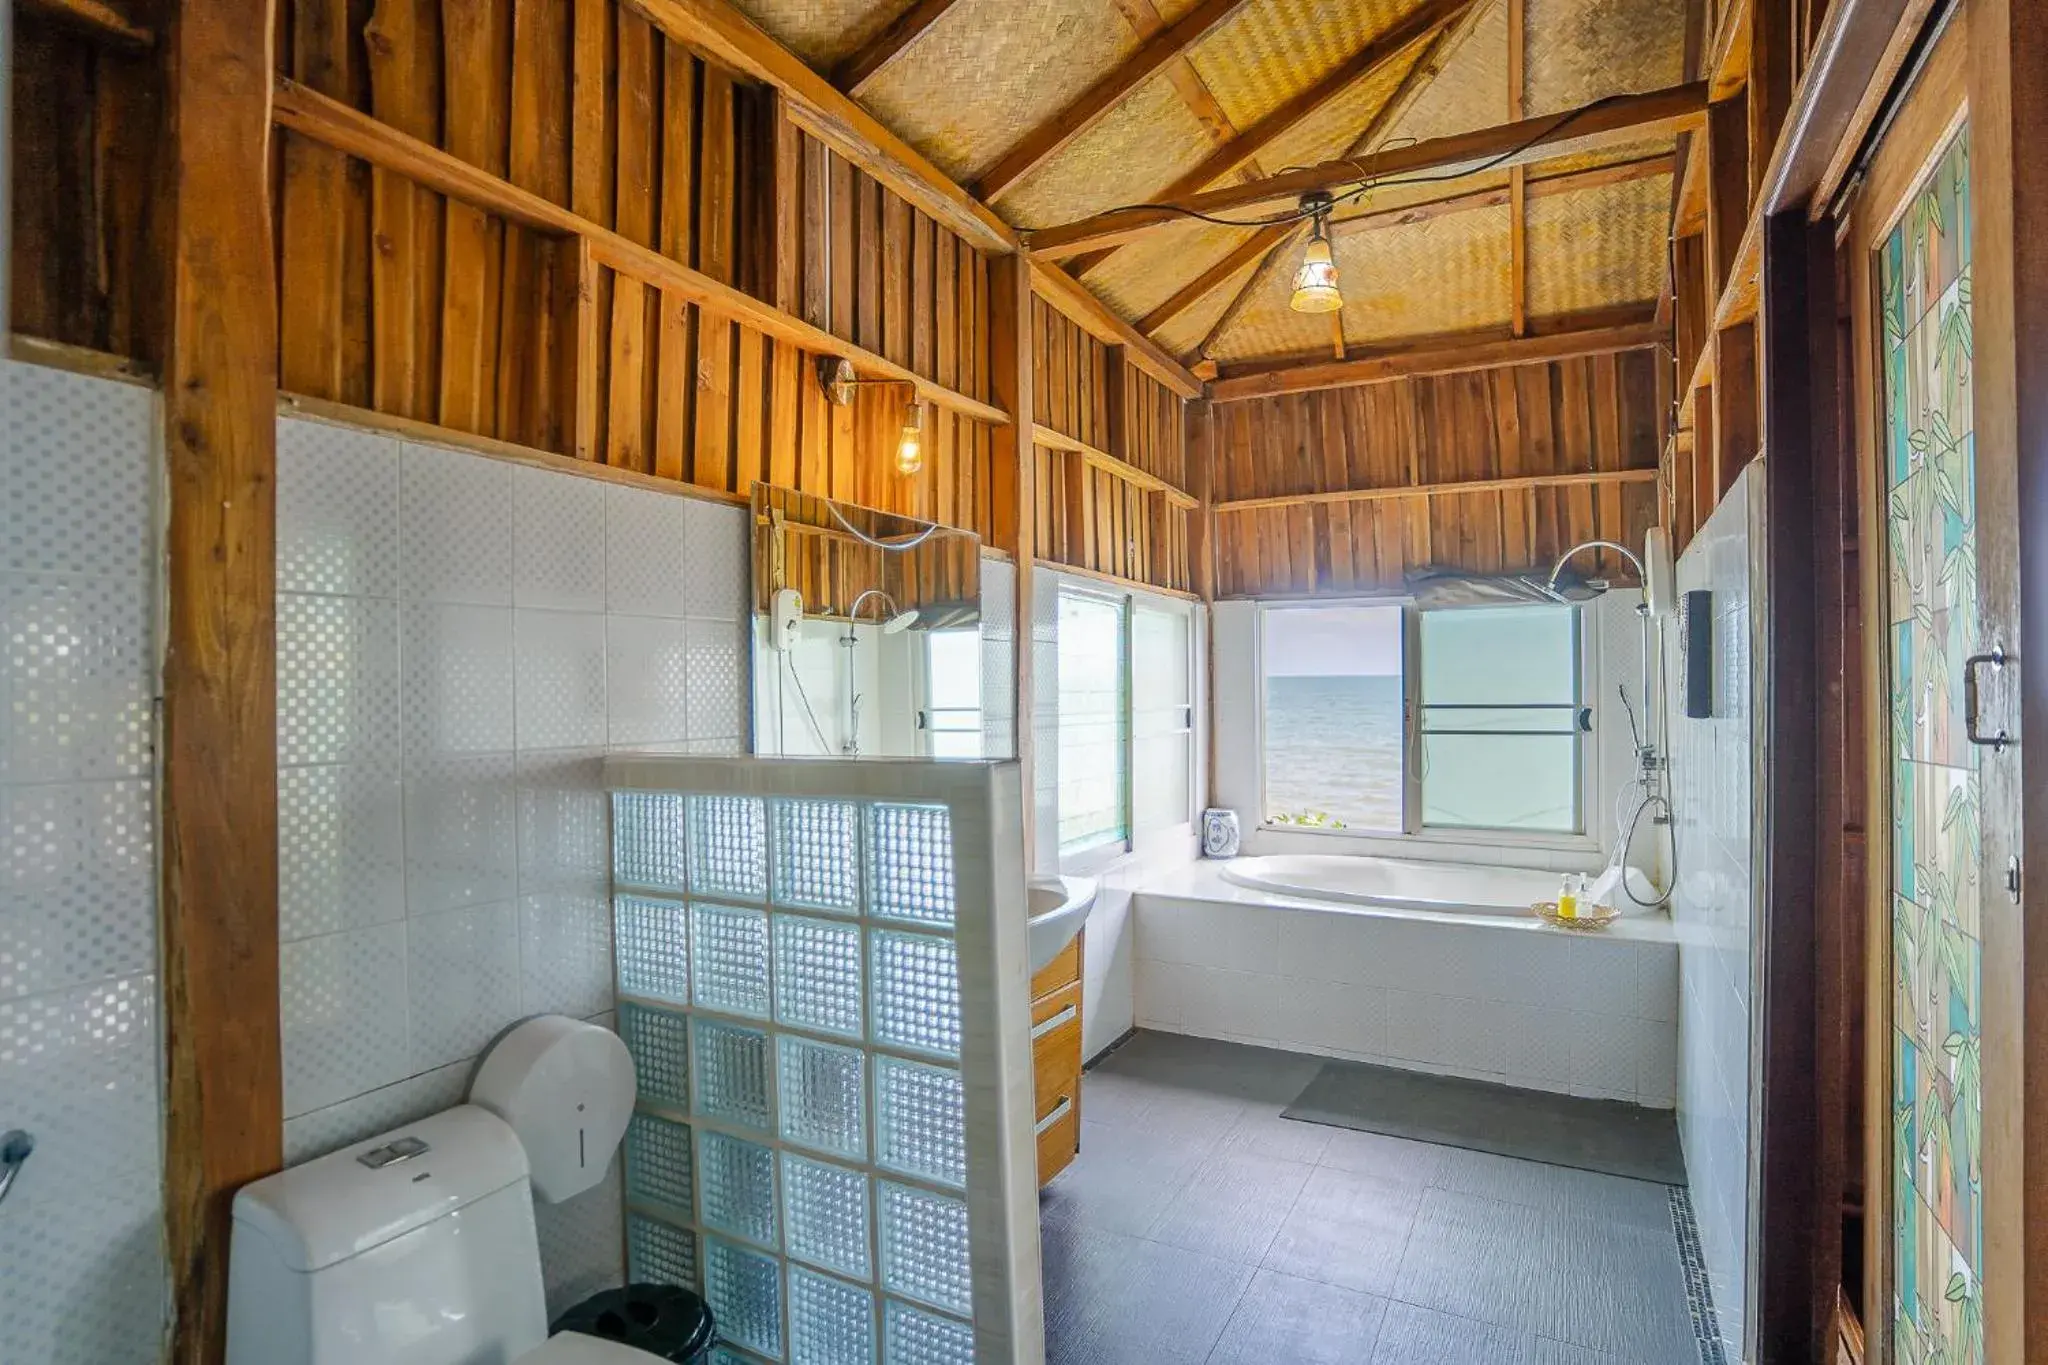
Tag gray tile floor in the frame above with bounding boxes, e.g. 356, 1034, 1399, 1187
1040, 1032, 1700, 1365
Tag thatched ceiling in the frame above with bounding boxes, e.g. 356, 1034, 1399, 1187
735, 0, 1686, 370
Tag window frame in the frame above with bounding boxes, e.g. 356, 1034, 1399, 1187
913, 627, 984, 759
1253, 596, 1600, 851
1053, 584, 1134, 867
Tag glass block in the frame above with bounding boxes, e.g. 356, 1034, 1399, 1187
615, 895, 689, 1003
782, 1153, 871, 1281
878, 1183, 970, 1316
778, 1035, 867, 1160
625, 1111, 694, 1220
689, 795, 768, 901
693, 1019, 771, 1132
773, 914, 864, 1040
699, 1130, 779, 1249
691, 902, 771, 1018
772, 798, 862, 912
705, 1236, 783, 1359
789, 1265, 877, 1365
866, 804, 955, 927
613, 791, 686, 891
627, 1213, 698, 1290
620, 1002, 689, 1109
883, 1299, 975, 1365
869, 930, 960, 1058
874, 1057, 966, 1187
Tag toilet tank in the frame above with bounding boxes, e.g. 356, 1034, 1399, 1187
227, 1105, 551, 1365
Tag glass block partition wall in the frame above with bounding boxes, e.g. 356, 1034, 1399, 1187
603, 755, 1042, 1365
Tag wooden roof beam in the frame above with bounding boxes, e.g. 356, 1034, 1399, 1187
1027, 81, 1711, 257
1209, 314, 1664, 401
1215, 466, 1657, 513
831, 0, 963, 94
623, 0, 1019, 252
972, 0, 1254, 201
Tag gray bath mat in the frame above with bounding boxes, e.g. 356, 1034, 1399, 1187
1282, 1059, 1686, 1186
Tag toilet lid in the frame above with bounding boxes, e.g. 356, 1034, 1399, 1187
515, 1332, 670, 1364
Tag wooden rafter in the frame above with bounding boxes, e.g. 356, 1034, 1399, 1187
831, 0, 962, 94
623, 0, 1019, 251
972, 0, 1252, 201
19, 0, 154, 45
1209, 315, 1663, 400
1215, 466, 1657, 513
1145, 154, 1673, 337
1027, 81, 1711, 256
1507, 0, 1527, 336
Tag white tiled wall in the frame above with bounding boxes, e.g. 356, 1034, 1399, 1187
0, 361, 165, 1364
1668, 464, 1758, 1361
978, 556, 1016, 762
1132, 864, 1679, 1106
275, 414, 749, 1315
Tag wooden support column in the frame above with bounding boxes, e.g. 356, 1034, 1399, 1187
1713, 321, 1758, 491
991, 251, 1036, 865
160, 0, 283, 1352
1705, 93, 1750, 302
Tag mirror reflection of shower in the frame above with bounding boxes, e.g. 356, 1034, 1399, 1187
841, 590, 919, 756
1545, 531, 1678, 908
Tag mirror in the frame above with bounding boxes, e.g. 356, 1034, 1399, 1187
750, 484, 998, 759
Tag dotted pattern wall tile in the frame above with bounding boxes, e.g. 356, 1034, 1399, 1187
0, 778, 156, 999
277, 418, 400, 598
536, 1167, 626, 1321
518, 889, 613, 1018
3, 363, 154, 582
0, 572, 153, 781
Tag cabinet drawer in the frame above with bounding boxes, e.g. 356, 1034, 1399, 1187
1035, 1090, 1079, 1184
1032, 985, 1082, 1117
1030, 936, 1081, 1001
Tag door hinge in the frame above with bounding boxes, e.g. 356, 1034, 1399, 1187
2007, 855, 2023, 906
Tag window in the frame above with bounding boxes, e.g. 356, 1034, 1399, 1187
1056, 590, 1129, 858
1261, 603, 1406, 831
1131, 603, 1194, 831
920, 629, 983, 758
1259, 601, 1585, 837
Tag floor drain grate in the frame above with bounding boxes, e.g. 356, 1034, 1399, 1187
1669, 1185, 1728, 1365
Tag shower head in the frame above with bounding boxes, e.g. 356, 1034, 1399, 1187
1545, 539, 1649, 596
844, 589, 917, 642
881, 608, 919, 634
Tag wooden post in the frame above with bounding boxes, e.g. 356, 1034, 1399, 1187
991, 253, 1036, 866
159, 0, 283, 1352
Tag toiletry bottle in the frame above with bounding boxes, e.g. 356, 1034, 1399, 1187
1557, 875, 1578, 920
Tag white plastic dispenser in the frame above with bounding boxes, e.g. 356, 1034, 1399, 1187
469, 1014, 636, 1203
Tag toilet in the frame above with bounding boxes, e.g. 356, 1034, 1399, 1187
225, 1015, 664, 1365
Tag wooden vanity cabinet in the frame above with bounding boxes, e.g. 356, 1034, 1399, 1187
1029, 931, 1083, 1185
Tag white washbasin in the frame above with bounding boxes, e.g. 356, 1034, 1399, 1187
1027, 876, 1096, 974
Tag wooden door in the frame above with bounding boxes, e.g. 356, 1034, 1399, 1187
1847, 15, 2004, 1363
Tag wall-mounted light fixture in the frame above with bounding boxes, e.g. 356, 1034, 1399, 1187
1288, 191, 1343, 315
815, 357, 925, 476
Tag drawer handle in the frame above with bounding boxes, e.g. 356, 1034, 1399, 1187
1035, 1097, 1072, 1136
1031, 1005, 1077, 1041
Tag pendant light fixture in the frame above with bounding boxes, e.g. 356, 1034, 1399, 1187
1289, 191, 1343, 315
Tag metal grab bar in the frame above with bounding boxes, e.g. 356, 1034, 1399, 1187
0, 1130, 33, 1209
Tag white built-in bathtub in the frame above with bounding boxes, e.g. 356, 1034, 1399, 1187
1134, 857, 1679, 1107
1221, 853, 1566, 916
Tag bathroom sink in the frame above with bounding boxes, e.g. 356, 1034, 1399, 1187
1026, 876, 1097, 974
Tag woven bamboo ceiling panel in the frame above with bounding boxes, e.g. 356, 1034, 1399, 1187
1524, 173, 1671, 315
728, 0, 1683, 365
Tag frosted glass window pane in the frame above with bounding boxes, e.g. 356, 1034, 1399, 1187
772, 914, 864, 1039
883, 1299, 975, 1365
869, 930, 960, 1058
615, 894, 689, 1003
790, 1265, 876, 1365
874, 1056, 965, 1187
628, 1213, 697, 1290
772, 798, 862, 912
778, 1035, 867, 1160
1419, 605, 1582, 834
625, 1111, 693, 1220
620, 1002, 689, 1109
1056, 591, 1128, 856
1132, 732, 1191, 833
699, 1130, 779, 1248
782, 1153, 871, 1281
688, 795, 768, 900
705, 1236, 783, 1358
1261, 603, 1404, 832
613, 791, 686, 891
924, 631, 982, 709
1133, 603, 1191, 707
693, 1020, 771, 1132
877, 1183, 971, 1316
866, 804, 954, 927
691, 902, 771, 1018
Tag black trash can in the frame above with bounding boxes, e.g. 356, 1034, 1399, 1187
552, 1284, 717, 1362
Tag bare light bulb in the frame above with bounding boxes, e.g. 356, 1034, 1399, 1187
1289, 218, 1343, 314
896, 402, 925, 475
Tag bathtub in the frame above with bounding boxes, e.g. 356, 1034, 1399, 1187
1133, 858, 1680, 1107
1220, 853, 1564, 916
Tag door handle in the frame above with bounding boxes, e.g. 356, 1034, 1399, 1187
1964, 647, 2011, 751
0, 1130, 33, 1210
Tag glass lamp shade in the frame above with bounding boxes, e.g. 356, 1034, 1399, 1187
1289, 235, 1343, 314
895, 408, 925, 475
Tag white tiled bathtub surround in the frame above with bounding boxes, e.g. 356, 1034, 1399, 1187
1133, 862, 1679, 1108
1667, 463, 1759, 1361
0, 360, 165, 1363
274, 412, 750, 1314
